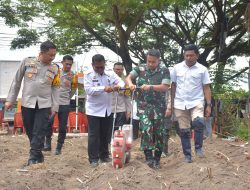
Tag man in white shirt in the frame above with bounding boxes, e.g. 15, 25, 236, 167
84, 54, 124, 168
171, 44, 212, 163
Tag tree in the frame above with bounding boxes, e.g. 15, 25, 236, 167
1, 0, 249, 91
0, 0, 171, 73
144, 0, 249, 92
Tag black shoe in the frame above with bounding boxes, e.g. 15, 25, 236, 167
144, 150, 154, 168
153, 150, 162, 169
27, 156, 44, 166
146, 159, 154, 168
184, 155, 192, 163
195, 149, 205, 158
54, 143, 62, 155
37, 156, 44, 163
90, 161, 99, 168
27, 159, 39, 166
43, 137, 52, 151
100, 157, 111, 163
153, 160, 160, 169
42, 146, 51, 151
55, 148, 61, 155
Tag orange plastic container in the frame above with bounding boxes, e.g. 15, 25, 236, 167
112, 130, 126, 168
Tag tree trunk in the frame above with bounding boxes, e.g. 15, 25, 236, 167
214, 61, 226, 92
119, 49, 133, 75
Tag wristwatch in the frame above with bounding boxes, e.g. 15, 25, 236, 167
150, 85, 154, 91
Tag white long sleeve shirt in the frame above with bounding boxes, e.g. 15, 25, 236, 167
84, 69, 124, 117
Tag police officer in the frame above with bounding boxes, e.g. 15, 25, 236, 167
5, 41, 59, 166
84, 54, 124, 168
126, 49, 171, 169
43, 55, 77, 155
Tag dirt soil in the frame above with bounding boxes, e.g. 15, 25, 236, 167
0, 132, 249, 190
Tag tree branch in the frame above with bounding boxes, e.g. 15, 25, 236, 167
225, 67, 249, 82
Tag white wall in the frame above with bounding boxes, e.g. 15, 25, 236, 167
0, 60, 21, 99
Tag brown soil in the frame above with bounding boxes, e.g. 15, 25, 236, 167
0, 133, 249, 190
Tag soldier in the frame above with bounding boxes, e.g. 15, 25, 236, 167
84, 54, 124, 168
5, 41, 59, 166
171, 44, 212, 163
126, 49, 170, 169
43, 55, 77, 155
110, 62, 132, 139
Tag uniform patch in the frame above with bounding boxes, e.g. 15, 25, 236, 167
65, 79, 70, 88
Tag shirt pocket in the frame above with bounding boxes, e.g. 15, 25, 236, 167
190, 72, 202, 85
45, 71, 56, 85
176, 72, 185, 84
63, 78, 71, 89
25, 67, 37, 81
92, 79, 101, 87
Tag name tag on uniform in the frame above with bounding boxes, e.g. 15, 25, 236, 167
92, 79, 98, 82
32, 68, 38, 73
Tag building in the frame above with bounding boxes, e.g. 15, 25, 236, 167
0, 60, 21, 100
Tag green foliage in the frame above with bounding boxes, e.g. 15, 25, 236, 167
214, 87, 250, 100
0, 0, 249, 83
11, 28, 38, 49
236, 121, 250, 140
214, 88, 250, 140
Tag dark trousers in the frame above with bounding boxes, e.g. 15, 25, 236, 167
46, 105, 70, 145
21, 105, 50, 161
132, 119, 140, 140
87, 113, 112, 163
109, 112, 127, 142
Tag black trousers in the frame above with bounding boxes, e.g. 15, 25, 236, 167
46, 105, 70, 144
21, 105, 50, 161
109, 112, 127, 142
87, 113, 112, 163
132, 119, 140, 140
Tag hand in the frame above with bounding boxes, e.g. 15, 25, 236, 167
141, 84, 150, 91
104, 86, 113, 93
126, 112, 131, 121
205, 106, 211, 119
5, 102, 13, 111
165, 108, 171, 117
51, 111, 56, 118
112, 85, 121, 92
129, 84, 136, 91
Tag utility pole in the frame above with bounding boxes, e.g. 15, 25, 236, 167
248, 59, 250, 92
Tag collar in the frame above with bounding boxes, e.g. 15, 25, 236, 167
93, 70, 109, 77
145, 64, 161, 73
183, 61, 198, 68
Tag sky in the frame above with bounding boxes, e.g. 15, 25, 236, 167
0, 18, 249, 91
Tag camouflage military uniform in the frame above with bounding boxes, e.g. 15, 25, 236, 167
130, 64, 170, 151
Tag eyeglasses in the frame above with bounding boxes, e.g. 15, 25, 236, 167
94, 66, 105, 69
65, 63, 73, 67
